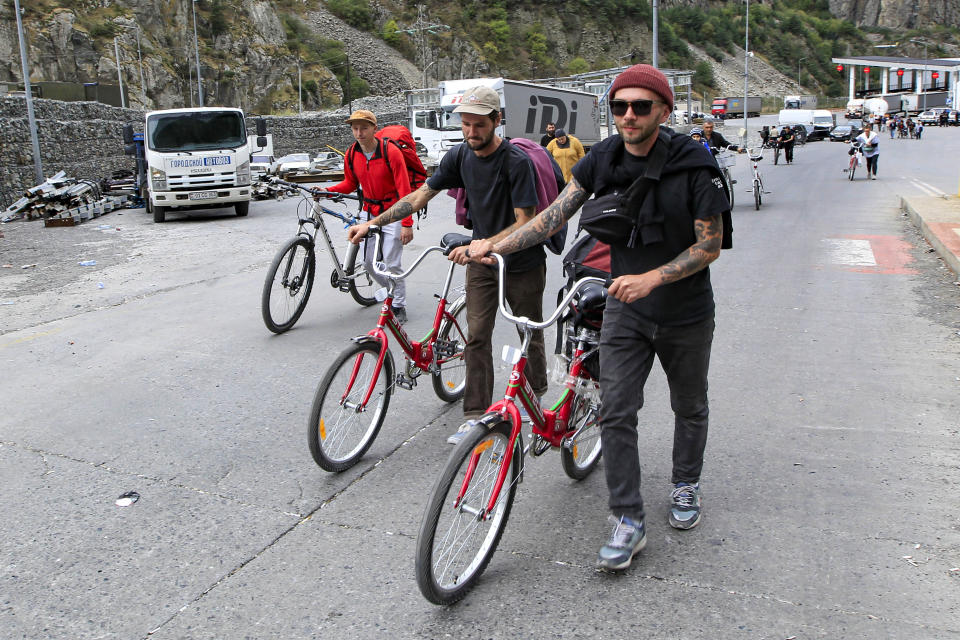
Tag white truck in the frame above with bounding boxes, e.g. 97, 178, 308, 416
124, 107, 265, 223
901, 91, 950, 113
784, 95, 817, 109
846, 98, 864, 118
405, 77, 601, 161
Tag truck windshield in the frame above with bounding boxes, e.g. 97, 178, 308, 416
814, 117, 833, 125
439, 108, 463, 132
147, 111, 246, 152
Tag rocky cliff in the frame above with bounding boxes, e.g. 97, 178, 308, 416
828, 0, 960, 29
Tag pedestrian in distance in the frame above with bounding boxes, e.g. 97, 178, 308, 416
889, 117, 897, 139
328, 109, 414, 323
778, 125, 796, 163
466, 64, 730, 572
540, 121, 557, 147
346, 86, 550, 444
915, 121, 923, 141
546, 128, 586, 183
854, 123, 880, 180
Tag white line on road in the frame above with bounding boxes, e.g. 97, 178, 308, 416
910, 178, 946, 197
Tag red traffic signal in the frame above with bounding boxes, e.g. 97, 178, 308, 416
863, 67, 871, 73
836, 64, 844, 72
932, 71, 940, 79
896, 69, 904, 76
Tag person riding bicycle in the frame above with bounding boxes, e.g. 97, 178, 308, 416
689, 127, 710, 152
701, 119, 743, 154
328, 110, 414, 323
346, 86, 549, 446
777, 126, 796, 164
467, 64, 729, 571
853, 124, 880, 180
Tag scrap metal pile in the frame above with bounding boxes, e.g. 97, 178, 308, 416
251, 178, 300, 200
1, 171, 132, 227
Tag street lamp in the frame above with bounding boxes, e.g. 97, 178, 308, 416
422, 60, 436, 88
911, 38, 930, 111
797, 57, 806, 92
12, 0, 42, 183
743, 0, 750, 141
191, 0, 203, 106
652, 0, 659, 68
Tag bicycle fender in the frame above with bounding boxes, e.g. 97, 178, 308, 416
349, 335, 395, 379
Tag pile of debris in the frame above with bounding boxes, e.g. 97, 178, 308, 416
252, 179, 300, 201
1, 171, 132, 227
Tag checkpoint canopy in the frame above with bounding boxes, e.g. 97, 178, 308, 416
831, 56, 960, 106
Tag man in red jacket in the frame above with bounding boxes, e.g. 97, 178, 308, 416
328, 110, 414, 322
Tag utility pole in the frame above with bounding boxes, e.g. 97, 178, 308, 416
297, 58, 302, 116
13, 0, 43, 184
345, 58, 352, 113
743, 0, 750, 143
114, 37, 126, 108
652, 0, 659, 69
397, 5, 449, 89
135, 27, 145, 101
192, 0, 203, 106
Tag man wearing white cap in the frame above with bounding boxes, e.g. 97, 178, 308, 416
329, 109, 414, 323
347, 86, 548, 442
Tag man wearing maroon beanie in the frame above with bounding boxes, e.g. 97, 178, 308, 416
468, 64, 732, 571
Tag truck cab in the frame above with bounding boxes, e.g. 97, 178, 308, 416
134, 108, 262, 223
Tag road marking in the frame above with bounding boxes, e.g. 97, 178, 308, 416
823, 235, 917, 274
910, 178, 947, 197
0, 327, 64, 350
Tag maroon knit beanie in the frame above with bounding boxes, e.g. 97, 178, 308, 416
609, 64, 674, 112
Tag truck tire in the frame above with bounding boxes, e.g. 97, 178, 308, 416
235, 201, 249, 217
153, 205, 166, 223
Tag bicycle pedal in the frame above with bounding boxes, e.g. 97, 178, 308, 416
395, 375, 416, 391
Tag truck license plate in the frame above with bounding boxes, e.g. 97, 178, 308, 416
189, 191, 218, 200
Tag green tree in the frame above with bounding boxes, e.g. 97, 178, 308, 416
694, 60, 716, 88
328, 0, 373, 31
567, 57, 590, 75
209, 0, 228, 37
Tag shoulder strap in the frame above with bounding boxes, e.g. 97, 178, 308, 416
621, 130, 670, 204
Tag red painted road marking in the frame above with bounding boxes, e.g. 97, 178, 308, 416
928, 222, 960, 257
828, 235, 918, 274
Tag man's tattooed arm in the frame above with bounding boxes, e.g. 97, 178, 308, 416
493, 178, 591, 255
657, 214, 722, 284
370, 184, 440, 226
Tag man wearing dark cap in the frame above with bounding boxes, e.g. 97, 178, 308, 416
347, 86, 548, 443
467, 64, 730, 571
328, 109, 414, 322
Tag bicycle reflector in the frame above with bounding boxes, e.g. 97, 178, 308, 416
501, 345, 522, 365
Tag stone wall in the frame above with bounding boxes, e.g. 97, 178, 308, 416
0, 96, 406, 209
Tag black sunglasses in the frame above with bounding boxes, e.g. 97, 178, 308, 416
609, 99, 663, 117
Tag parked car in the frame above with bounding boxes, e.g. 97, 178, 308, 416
829, 124, 857, 142
273, 153, 311, 175
310, 151, 343, 172
250, 153, 275, 181
917, 110, 940, 126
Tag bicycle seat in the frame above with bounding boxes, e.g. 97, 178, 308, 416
441, 233, 472, 255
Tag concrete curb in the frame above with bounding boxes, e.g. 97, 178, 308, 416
900, 193, 960, 277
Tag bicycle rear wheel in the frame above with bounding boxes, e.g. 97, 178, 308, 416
560, 385, 602, 480
307, 340, 393, 472
343, 241, 377, 307
431, 295, 468, 403
262, 237, 315, 334
416, 420, 519, 605
774, 146, 780, 165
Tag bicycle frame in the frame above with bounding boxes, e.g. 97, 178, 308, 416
453, 255, 605, 517
340, 229, 467, 409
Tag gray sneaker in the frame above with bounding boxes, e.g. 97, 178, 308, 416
596, 515, 646, 571
446, 421, 473, 445
393, 306, 408, 325
669, 483, 702, 530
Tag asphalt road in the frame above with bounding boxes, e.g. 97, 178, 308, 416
2, 125, 959, 639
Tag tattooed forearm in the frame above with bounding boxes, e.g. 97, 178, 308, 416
494, 179, 590, 255
657, 215, 722, 283
372, 184, 438, 226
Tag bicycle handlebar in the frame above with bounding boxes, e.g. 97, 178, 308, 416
270, 177, 361, 202
489, 253, 608, 332
364, 226, 450, 282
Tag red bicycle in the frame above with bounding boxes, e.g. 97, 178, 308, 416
415, 253, 607, 604
307, 229, 470, 472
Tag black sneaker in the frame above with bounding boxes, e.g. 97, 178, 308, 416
393, 306, 407, 325
596, 515, 646, 571
669, 482, 702, 530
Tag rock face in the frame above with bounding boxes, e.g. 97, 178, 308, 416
828, 0, 960, 28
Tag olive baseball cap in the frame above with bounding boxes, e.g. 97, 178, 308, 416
453, 86, 500, 115
345, 109, 377, 126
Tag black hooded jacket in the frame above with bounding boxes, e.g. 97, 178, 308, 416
571, 128, 731, 325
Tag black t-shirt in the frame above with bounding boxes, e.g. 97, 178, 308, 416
428, 141, 543, 272
540, 133, 555, 147
572, 137, 728, 325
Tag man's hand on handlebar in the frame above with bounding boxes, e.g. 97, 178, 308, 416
607, 272, 659, 304
464, 239, 496, 265
347, 221, 371, 244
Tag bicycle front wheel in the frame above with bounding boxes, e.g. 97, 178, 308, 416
561, 386, 603, 480
774, 146, 780, 165
848, 160, 856, 181
307, 340, 393, 472
431, 295, 468, 403
723, 170, 734, 208
262, 237, 315, 334
754, 179, 761, 210
343, 241, 378, 307
416, 421, 519, 605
